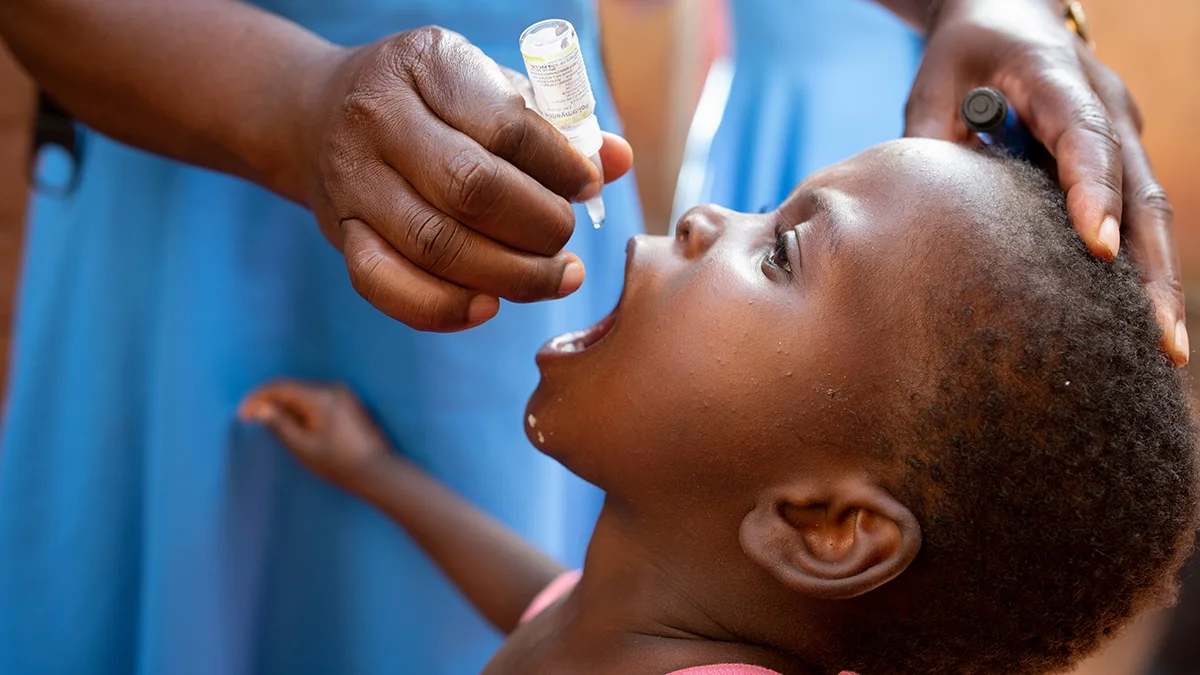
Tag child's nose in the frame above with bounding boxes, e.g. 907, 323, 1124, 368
674, 205, 729, 259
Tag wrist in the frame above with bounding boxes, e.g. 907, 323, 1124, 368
246, 41, 346, 206
350, 451, 423, 505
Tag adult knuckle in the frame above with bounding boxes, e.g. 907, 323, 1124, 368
384, 27, 442, 91
412, 292, 462, 332
1074, 101, 1122, 150
392, 26, 439, 64
483, 110, 529, 157
507, 261, 554, 303
1135, 182, 1174, 221
392, 26, 469, 87
1146, 278, 1186, 320
417, 25, 458, 51
538, 202, 576, 253
346, 246, 388, 307
341, 87, 390, 128
1161, 277, 1185, 299
404, 210, 458, 270
446, 148, 501, 220
426, 223, 471, 276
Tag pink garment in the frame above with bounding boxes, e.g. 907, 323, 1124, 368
520, 571, 857, 675
519, 569, 584, 625
676, 662, 796, 667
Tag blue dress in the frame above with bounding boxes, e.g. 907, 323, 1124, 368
681, 0, 922, 215
0, 2, 638, 674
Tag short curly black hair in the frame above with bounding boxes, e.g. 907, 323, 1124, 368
833, 152, 1199, 675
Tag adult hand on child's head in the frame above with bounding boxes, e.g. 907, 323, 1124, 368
903, 0, 1187, 366
285, 27, 633, 333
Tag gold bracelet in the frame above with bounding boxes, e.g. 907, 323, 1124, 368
1064, 1, 1096, 51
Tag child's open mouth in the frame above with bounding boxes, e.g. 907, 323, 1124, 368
537, 237, 639, 365
538, 308, 619, 361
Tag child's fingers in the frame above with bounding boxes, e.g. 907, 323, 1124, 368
239, 380, 326, 425
237, 396, 278, 423
254, 402, 318, 452
238, 383, 321, 451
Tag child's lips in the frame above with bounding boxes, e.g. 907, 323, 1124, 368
537, 307, 619, 362
537, 237, 642, 365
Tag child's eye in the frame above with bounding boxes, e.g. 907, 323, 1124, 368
769, 228, 792, 274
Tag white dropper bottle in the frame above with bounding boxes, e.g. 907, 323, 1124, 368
519, 18, 606, 228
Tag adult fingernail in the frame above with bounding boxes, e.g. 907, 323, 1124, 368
1172, 319, 1189, 367
558, 258, 586, 297
1098, 215, 1120, 258
467, 295, 500, 325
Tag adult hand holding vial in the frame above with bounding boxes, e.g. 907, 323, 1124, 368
246, 26, 631, 331
520, 19, 607, 228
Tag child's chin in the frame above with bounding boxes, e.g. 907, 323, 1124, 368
524, 386, 559, 451
522, 383, 545, 429
524, 388, 578, 459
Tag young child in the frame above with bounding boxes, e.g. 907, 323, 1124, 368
239, 139, 1199, 675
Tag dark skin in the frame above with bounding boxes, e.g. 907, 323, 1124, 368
242, 139, 1030, 674
893, 0, 1188, 366
0, 0, 1185, 364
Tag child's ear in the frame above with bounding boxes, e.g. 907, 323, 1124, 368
739, 481, 921, 600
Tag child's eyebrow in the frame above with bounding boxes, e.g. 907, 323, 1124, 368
810, 190, 844, 256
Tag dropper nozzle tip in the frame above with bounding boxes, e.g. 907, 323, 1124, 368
585, 195, 605, 229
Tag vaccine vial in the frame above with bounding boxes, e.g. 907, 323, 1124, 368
519, 18, 606, 228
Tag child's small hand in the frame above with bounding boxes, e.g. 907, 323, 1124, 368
239, 380, 394, 489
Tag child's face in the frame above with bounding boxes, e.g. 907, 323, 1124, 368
527, 139, 995, 505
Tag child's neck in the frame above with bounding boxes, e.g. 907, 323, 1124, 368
484, 502, 817, 675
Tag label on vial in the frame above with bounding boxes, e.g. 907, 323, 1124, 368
521, 42, 596, 127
